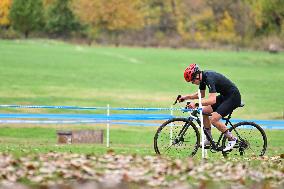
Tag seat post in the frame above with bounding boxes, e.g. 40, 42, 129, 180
227, 112, 232, 120
222, 112, 233, 125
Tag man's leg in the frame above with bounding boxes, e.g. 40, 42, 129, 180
202, 106, 213, 143
211, 112, 235, 139
210, 112, 227, 133
202, 106, 213, 129
211, 112, 237, 151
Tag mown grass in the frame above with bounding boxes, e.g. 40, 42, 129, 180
0, 39, 283, 119
0, 124, 283, 159
0, 39, 283, 189
0, 39, 283, 158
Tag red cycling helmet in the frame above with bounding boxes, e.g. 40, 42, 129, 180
184, 64, 200, 82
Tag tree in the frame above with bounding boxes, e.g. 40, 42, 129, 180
150, 0, 177, 34
214, 11, 238, 43
9, 0, 44, 38
172, 0, 215, 42
0, 0, 12, 28
228, 0, 252, 40
74, 0, 146, 46
244, 0, 284, 36
143, 0, 185, 36
261, 0, 284, 35
45, 0, 81, 37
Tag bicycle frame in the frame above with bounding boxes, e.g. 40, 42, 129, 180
182, 109, 241, 152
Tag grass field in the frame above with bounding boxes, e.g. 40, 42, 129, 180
0, 39, 284, 119
0, 40, 283, 188
0, 39, 283, 156
0, 124, 283, 159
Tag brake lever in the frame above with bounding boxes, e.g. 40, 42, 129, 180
173, 95, 184, 105
184, 102, 200, 113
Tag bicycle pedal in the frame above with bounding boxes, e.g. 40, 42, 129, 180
204, 145, 211, 149
199, 145, 211, 149
223, 149, 233, 153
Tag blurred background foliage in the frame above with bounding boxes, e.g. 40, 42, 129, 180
0, 0, 283, 50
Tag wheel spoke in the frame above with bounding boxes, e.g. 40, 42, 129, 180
222, 122, 267, 158
154, 118, 200, 158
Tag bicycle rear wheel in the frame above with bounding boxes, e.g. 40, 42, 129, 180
154, 118, 200, 157
222, 121, 267, 158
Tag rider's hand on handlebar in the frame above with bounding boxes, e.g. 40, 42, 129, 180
178, 96, 186, 103
186, 102, 197, 109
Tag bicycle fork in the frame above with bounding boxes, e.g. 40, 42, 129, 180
171, 120, 192, 145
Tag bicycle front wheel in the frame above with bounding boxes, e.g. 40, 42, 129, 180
154, 118, 200, 157
222, 121, 267, 158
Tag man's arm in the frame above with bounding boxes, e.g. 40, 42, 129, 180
200, 93, 216, 106
180, 90, 205, 101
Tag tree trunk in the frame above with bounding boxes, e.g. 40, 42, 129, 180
24, 30, 29, 38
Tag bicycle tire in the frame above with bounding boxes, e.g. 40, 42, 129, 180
154, 118, 200, 157
222, 121, 267, 158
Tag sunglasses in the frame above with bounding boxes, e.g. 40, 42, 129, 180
191, 73, 200, 83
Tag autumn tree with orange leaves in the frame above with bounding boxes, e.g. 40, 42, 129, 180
73, 0, 146, 46
0, 0, 12, 28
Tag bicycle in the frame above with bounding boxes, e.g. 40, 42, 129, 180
154, 96, 267, 158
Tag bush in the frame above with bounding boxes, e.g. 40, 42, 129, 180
0, 27, 20, 39
252, 35, 284, 52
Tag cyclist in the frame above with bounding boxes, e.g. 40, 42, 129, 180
179, 63, 241, 151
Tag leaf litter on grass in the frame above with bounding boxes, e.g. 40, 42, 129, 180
0, 152, 283, 189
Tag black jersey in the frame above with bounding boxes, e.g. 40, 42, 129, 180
199, 71, 239, 96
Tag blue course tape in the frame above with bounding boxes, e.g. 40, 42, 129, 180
230, 119, 284, 125
0, 105, 106, 110
0, 113, 174, 120
0, 105, 282, 129
0, 104, 198, 112
0, 118, 283, 129
0, 120, 160, 126
228, 119, 284, 129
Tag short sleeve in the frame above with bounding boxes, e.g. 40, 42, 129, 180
206, 80, 216, 93
199, 82, 206, 90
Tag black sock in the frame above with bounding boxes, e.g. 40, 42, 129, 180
205, 127, 212, 140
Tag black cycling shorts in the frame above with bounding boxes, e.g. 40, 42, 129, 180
211, 90, 241, 117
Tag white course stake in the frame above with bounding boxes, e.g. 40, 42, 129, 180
107, 104, 110, 148
198, 90, 206, 159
